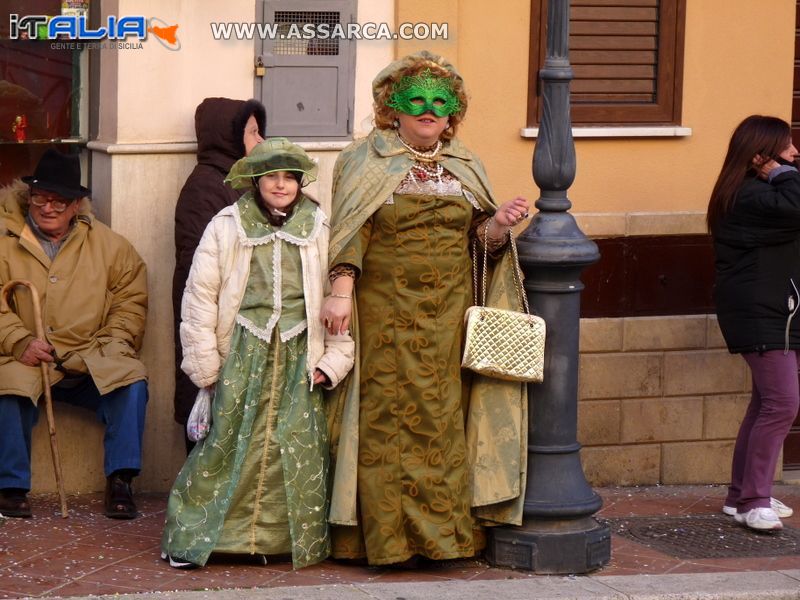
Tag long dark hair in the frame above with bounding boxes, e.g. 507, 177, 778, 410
707, 115, 791, 231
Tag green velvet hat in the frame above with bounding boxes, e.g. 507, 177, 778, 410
225, 137, 318, 189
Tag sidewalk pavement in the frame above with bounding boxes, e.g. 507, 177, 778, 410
83, 571, 800, 600
1, 484, 798, 599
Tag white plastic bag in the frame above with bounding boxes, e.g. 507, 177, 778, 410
186, 385, 213, 442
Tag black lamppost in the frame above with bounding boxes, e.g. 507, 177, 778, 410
485, 0, 611, 573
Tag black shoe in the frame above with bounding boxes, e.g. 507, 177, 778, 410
385, 555, 421, 569
104, 472, 137, 519
0, 488, 32, 518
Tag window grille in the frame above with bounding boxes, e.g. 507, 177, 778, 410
273, 10, 340, 56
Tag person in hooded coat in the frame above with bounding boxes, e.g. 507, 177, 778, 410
172, 98, 265, 452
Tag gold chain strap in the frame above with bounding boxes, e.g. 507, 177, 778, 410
508, 226, 530, 314
472, 219, 530, 314
472, 236, 480, 306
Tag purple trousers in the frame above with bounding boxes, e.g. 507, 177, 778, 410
725, 350, 800, 513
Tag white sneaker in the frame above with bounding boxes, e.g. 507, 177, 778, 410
733, 507, 783, 531
722, 497, 793, 518
768, 497, 794, 518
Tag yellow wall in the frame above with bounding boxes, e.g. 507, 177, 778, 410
397, 0, 796, 214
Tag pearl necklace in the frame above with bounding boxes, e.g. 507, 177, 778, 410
412, 159, 443, 176
398, 135, 442, 162
397, 133, 445, 183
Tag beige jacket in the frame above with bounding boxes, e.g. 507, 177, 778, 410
0, 180, 148, 402
180, 201, 354, 390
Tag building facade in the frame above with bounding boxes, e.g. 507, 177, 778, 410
4, 0, 796, 492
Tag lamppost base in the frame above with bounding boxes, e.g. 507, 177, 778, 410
485, 517, 610, 574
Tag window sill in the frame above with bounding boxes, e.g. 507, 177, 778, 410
520, 126, 692, 139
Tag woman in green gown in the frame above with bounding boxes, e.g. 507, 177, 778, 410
161, 138, 354, 569
321, 52, 531, 566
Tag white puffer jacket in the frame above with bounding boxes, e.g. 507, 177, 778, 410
180, 202, 354, 390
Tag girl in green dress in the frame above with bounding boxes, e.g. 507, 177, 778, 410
161, 138, 354, 570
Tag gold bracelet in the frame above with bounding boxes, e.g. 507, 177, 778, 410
486, 216, 508, 242
330, 293, 352, 299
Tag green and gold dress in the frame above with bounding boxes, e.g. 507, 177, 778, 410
162, 195, 331, 569
327, 128, 529, 566
333, 164, 488, 564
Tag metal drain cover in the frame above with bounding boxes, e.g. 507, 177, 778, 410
604, 515, 800, 559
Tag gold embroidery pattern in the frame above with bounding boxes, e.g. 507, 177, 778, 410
349, 192, 476, 564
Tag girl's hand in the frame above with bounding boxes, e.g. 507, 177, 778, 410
321, 296, 351, 335
494, 197, 530, 227
313, 368, 330, 385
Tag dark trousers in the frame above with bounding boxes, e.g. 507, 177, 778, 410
726, 350, 800, 512
0, 378, 148, 491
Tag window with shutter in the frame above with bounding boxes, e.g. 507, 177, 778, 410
256, 0, 356, 139
527, 0, 686, 126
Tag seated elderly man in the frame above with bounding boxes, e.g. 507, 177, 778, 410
0, 149, 148, 519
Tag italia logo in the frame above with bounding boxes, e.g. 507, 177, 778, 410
9, 14, 180, 50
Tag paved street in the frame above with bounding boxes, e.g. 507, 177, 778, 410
1, 484, 798, 598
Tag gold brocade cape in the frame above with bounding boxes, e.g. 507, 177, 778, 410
326, 128, 528, 527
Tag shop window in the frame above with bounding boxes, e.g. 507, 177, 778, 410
0, 0, 88, 185
527, 0, 686, 126
256, 0, 356, 140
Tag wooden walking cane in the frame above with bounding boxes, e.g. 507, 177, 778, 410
1, 280, 68, 518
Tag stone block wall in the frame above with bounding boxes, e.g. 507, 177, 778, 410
577, 315, 754, 486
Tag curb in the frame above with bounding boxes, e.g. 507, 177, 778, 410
54, 570, 800, 600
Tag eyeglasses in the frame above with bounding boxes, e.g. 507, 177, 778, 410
30, 192, 72, 213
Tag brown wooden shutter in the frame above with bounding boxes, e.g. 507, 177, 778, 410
527, 0, 685, 126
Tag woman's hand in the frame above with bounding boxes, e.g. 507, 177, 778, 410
753, 154, 781, 181
487, 197, 530, 241
756, 158, 780, 181
321, 296, 351, 335
323, 266, 355, 335
494, 197, 530, 227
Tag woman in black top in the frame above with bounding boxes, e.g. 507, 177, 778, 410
707, 115, 800, 531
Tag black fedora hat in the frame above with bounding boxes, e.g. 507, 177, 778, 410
21, 149, 91, 199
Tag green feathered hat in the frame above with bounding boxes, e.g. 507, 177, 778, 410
225, 137, 318, 189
